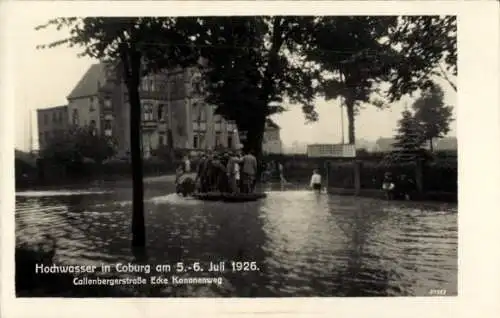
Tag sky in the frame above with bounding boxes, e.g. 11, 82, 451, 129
12, 14, 457, 152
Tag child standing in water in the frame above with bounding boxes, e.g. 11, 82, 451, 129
309, 169, 322, 192
382, 171, 396, 200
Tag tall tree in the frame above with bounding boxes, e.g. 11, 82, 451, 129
306, 16, 399, 144
411, 83, 453, 152
304, 16, 456, 145
36, 17, 198, 249
392, 108, 426, 162
188, 16, 317, 157
385, 16, 457, 100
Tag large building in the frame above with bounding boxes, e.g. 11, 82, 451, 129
37, 62, 283, 156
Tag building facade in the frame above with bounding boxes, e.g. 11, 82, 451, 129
37, 105, 69, 150
38, 62, 283, 156
262, 119, 283, 154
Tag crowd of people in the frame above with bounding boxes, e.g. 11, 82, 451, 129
176, 149, 259, 195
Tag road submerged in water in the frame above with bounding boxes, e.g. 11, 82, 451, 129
15, 177, 457, 297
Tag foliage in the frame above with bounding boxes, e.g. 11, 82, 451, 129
391, 108, 427, 162
187, 16, 317, 156
305, 16, 399, 144
41, 126, 116, 164
36, 16, 457, 164
303, 16, 456, 144
411, 83, 454, 151
385, 16, 457, 100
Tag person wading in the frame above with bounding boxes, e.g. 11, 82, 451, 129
195, 153, 208, 193
227, 150, 242, 194
241, 150, 257, 194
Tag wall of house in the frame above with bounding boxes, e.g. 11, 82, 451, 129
67, 96, 101, 129
262, 128, 283, 154
37, 106, 69, 150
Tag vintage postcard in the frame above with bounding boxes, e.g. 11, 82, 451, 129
1, 1, 499, 318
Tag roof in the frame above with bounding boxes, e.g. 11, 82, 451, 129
37, 105, 68, 113
67, 63, 108, 100
266, 118, 280, 129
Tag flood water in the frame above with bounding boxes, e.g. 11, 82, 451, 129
15, 179, 458, 297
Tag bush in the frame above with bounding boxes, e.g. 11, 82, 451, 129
423, 162, 458, 192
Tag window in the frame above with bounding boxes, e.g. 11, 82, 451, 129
158, 104, 166, 121
141, 78, 148, 91
159, 135, 165, 146
72, 109, 79, 125
52, 112, 57, 123
142, 103, 154, 121
192, 103, 206, 122
227, 136, 233, 148
193, 135, 199, 149
44, 113, 48, 125
89, 120, 97, 135
192, 76, 203, 96
198, 132, 206, 149
104, 119, 112, 130
158, 79, 167, 92
89, 97, 96, 111
215, 132, 221, 147
141, 77, 155, 91
103, 97, 112, 109
104, 119, 112, 137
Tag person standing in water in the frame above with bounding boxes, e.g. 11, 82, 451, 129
241, 150, 257, 193
278, 162, 287, 184
195, 153, 208, 193
309, 169, 322, 193
226, 150, 242, 194
183, 155, 191, 173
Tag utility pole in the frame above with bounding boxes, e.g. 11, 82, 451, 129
28, 109, 33, 153
339, 70, 346, 145
340, 96, 345, 145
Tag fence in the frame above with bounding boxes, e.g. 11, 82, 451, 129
261, 153, 457, 200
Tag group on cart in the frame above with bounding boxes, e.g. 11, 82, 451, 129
175, 149, 258, 195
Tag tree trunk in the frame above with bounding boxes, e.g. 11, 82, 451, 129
120, 44, 146, 249
429, 138, 434, 152
243, 116, 266, 159
345, 99, 356, 145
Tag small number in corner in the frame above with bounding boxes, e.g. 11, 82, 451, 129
429, 289, 447, 296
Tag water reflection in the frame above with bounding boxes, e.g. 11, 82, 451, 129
15, 184, 457, 297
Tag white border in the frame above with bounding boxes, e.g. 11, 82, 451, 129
2, 1, 500, 318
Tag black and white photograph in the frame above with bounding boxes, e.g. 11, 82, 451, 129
10, 9, 461, 299
1, 1, 498, 315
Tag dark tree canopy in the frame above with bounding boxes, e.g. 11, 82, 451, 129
305, 16, 399, 144
186, 16, 318, 155
385, 16, 457, 99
